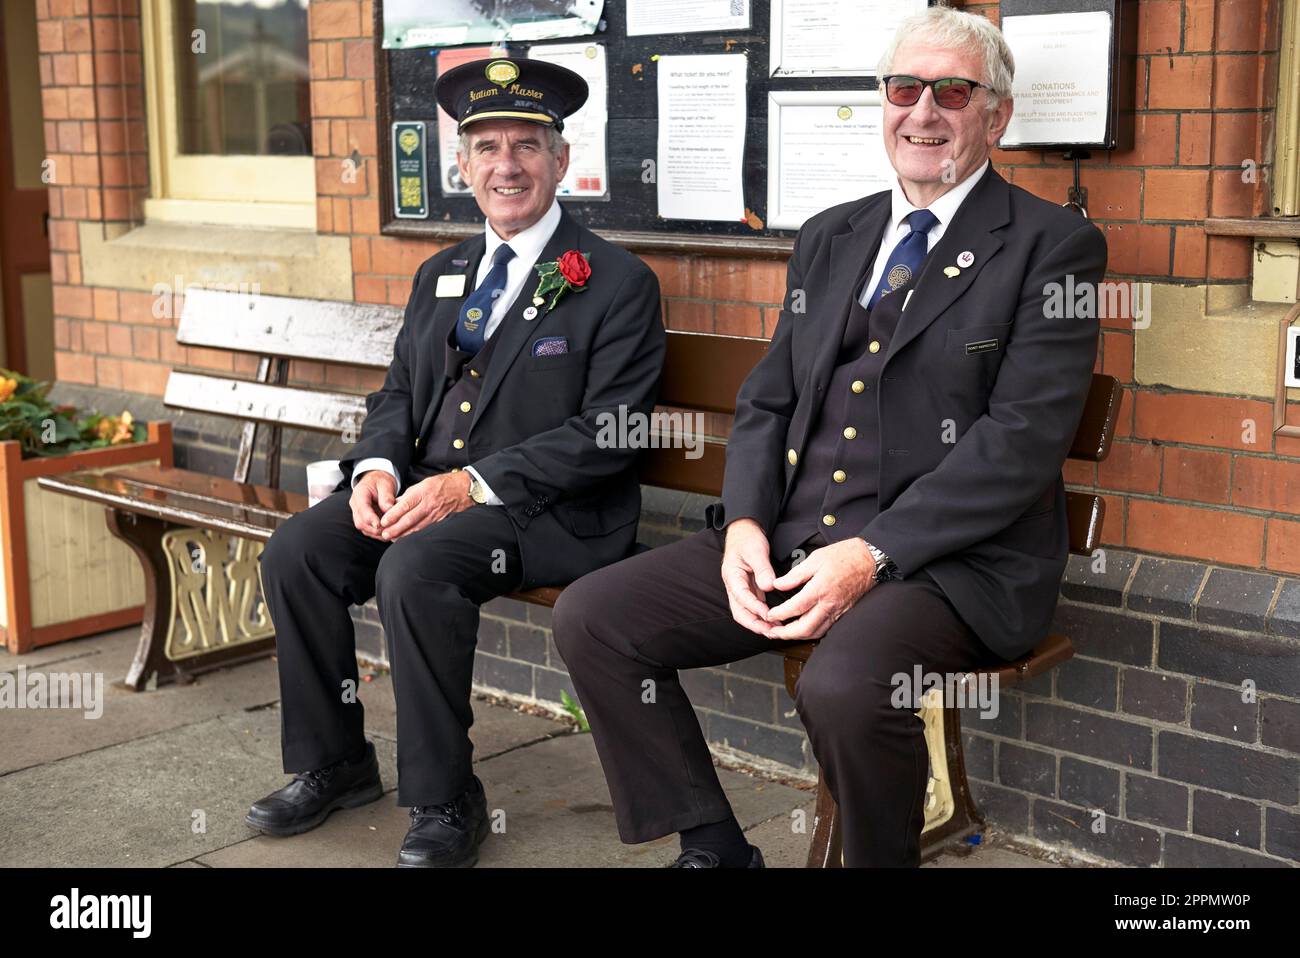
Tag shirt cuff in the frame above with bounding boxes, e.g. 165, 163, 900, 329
352, 458, 401, 496
464, 465, 504, 506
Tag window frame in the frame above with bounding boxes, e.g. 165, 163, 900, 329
140, 0, 316, 229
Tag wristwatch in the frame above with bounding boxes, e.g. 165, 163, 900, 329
864, 540, 901, 582
467, 472, 489, 505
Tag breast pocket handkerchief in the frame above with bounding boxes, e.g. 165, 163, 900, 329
532, 336, 569, 357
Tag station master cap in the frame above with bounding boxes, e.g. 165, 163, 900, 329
434, 56, 589, 134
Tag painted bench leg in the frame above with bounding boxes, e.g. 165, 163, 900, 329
106, 509, 276, 691
106, 509, 179, 691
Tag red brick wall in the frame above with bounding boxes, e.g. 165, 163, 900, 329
39, 0, 1300, 574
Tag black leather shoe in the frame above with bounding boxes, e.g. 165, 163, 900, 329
396, 776, 489, 868
669, 845, 765, 868
244, 742, 384, 836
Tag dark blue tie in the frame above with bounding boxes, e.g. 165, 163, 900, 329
862, 208, 939, 310
457, 243, 515, 354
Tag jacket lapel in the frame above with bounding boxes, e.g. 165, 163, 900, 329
473, 207, 583, 422
884, 165, 1010, 362
417, 235, 485, 442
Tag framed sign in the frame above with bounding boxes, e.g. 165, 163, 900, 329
391, 121, 429, 219
377, 0, 941, 255
997, 0, 1136, 152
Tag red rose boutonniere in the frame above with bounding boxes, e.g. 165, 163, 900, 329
531, 249, 591, 313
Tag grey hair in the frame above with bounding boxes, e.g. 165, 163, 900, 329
876, 4, 1015, 111
457, 124, 567, 158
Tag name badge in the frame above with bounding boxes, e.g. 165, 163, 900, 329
436, 274, 467, 298
966, 338, 999, 354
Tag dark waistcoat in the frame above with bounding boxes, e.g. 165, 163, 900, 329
769, 261, 919, 561
411, 323, 507, 478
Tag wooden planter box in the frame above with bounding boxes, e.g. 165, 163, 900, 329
0, 420, 174, 654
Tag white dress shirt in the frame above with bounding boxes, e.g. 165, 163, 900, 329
859, 159, 989, 306
352, 199, 564, 504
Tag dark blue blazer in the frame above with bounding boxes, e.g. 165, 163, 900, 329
713, 166, 1108, 661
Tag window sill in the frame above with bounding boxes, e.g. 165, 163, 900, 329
143, 198, 316, 231
78, 221, 353, 301
1204, 217, 1300, 240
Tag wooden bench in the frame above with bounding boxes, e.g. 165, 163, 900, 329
38, 287, 1120, 866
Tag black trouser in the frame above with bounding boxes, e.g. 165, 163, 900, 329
256, 489, 523, 806
552, 527, 994, 867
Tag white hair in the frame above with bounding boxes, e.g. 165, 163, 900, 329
877, 4, 1015, 111
457, 123, 567, 158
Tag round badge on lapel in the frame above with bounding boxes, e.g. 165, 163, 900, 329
523, 306, 539, 320
957, 250, 975, 268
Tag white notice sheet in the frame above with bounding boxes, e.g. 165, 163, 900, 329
770, 0, 926, 77
656, 53, 747, 222
1001, 11, 1112, 146
627, 0, 750, 37
529, 42, 609, 198
766, 91, 893, 230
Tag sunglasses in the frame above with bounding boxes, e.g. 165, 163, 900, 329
880, 75, 991, 110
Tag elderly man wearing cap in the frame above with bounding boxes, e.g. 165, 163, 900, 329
553, 6, 1107, 867
249, 57, 665, 868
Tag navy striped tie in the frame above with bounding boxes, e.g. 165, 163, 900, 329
862, 209, 939, 310
458, 243, 515, 354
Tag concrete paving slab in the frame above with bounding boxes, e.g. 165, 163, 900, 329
0, 708, 399, 867
0, 630, 281, 774
470, 732, 810, 868
198, 730, 813, 868
738, 800, 817, 867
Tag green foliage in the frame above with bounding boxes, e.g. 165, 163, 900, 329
0, 368, 145, 459
559, 689, 589, 733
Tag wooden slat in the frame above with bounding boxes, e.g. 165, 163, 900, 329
636, 439, 727, 496
165, 371, 366, 433
1069, 374, 1122, 462
178, 287, 402, 367
775, 632, 1074, 687
1066, 491, 1104, 555
1204, 216, 1300, 239
659, 331, 767, 414
36, 465, 305, 541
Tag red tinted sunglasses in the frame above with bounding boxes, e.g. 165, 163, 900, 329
881, 75, 991, 110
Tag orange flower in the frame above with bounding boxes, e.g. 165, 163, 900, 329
110, 410, 134, 444
0, 378, 17, 402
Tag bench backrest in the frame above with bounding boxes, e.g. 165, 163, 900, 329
174, 290, 1121, 553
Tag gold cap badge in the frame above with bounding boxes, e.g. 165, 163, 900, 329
485, 60, 520, 88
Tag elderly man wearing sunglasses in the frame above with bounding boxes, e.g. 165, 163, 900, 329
553, 5, 1107, 867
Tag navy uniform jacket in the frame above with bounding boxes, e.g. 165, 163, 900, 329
712, 166, 1108, 661
339, 207, 666, 590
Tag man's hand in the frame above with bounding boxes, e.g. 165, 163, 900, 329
765, 537, 877, 641
720, 519, 780, 638
378, 470, 474, 540
350, 470, 399, 540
